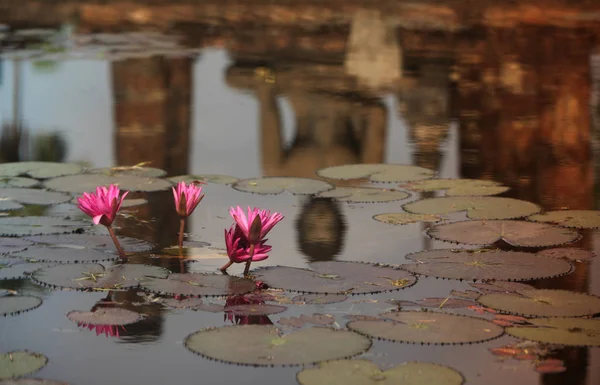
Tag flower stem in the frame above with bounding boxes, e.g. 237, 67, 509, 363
219, 260, 233, 273
178, 218, 185, 249
106, 225, 127, 260
243, 244, 255, 276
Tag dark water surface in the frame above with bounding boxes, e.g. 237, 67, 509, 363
1, 1, 600, 384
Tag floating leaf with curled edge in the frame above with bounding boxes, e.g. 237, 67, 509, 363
528, 210, 600, 229
401, 178, 509, 197
403, 197, 541, 220
0, 216, 87, 237
140, 273, 256, 297
0, 351, 48, 379
373, 213, 442, 225
43, 174, 172, 193
0, 295, 42, 316
316, 164, 434, 183
11, 246, 120, 264
506, 317, 600, 347
24, 234, 153, 253
169, 174, 239, 185
0, 238, 33, 255
0, 161, 82, 179
316, 187, 409, 203
232, 177, 333, 195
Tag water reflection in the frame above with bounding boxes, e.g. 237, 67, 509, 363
296, 197, 346, 262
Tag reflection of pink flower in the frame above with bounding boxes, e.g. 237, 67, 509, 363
229, 206, 283, 244
225, 225, 272, 263
77, 322, 126, 338
224, 294, 273, 325
172, 181, 204, 217
76, 184, 129, 226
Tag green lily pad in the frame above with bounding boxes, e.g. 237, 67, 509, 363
297, 360, 464, 385
373, 213, 442, 225
252, 262, 417, 295
24, 234, 153, 253
506, 318, 600, 347
403, 197, 541, 220
31, 263, 170, 291
232, 177, 333, 195
90, 166, 167, 178
43, 174, 172, 193
169, 174, 239, 185
401, 249, 572, 282
0, 177, 40, 188
0, 351, 48, 379
292, 294, 348, 305
0, 217, 88, 237
401, 179, 509, 197
347, 311, 504, 345
67, 307, 141, 325
11, 246, 119, 264
184, 325, 371, 366
140, 273, 256, 297
528, 210, 600, 229
477, 289, 600, 317
0, 162, 82, 179
0, 260, 54, 280
536, 248, 595, 262
427, 220, 580, 247
0, 188, 72, 206
316, 187, 409, 203
0, 378, 70, 384
0, 296, 42, 316
415, 298, 477, 309
0, 238, 33, 255
161, 298, 224, 312
0, 200, 23, 212
316, 164, 434, 183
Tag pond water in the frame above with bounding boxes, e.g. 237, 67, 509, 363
1, 2, 600, 385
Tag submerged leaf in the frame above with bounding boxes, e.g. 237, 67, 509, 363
373, 213, 442, 225
401, 178, 509, 197
506, 318, 600, 347
232, 177, 333, 195
0, 295, 42, 316
403, 197, 541, 220
140, 273, 255, 297
316, 187, 409, 203
43, 174, 171, 193
528, 210, 600, 229
0, 351, 48, 379
316, 164, 434, 183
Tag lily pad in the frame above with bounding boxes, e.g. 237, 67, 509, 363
31, 263, 169, 290
477, 289, 600, 317
161, 298, 225, 312
252, 262, 417, 295
67, 307, 141, 325
24, 234, 153, 253
506, 318, 600, 347
232, 177, 333, 195
0, 261, 53, 280
0, 351, 48, 379
348, 311, 503, 345
401, 249, 572, 282
90, 166, 167, 178
0, 162, 82, 179
316, 187, 409, 203
316, 164, 434, 183
297, 360, 464, 385
11, 246, 119, 264
536, 248, 595, 262
169, 174, 239, 185
184, 325, 371, 366
415, 298, 476, 309
292, 294, 348, 305
528, 210, 600, 229
0, 177, 40, 188
0, 188, 71, 206
403, 197, 541, 220
0, 378, 69, 385
427, 220, 580, 247
0, 238, 33, 255
0, 217, 88, 237
401, 179, 509, 197
0, 296, 42, 316
140, 273, 256, 297
43, 174, 172, 193
469, 281, 535, 293
225, 304, 287, 316
0, 200, 23, 211
373, 213, 442, 225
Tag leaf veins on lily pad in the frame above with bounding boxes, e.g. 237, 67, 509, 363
140, 273, 256, 297
0, 238, 33, 255
403, 197, 541, 220
169, 174, 239, 185
477, 289, 600, 317
528, 210, 600, 229
316, 164, 434, 183
24, 234, 153, 253
427, 220, 580, 247
297, 359, 464, 385
316, 187, 409, 203
232, 177, 333, 195
31, 263, 169, 291
536, 248, 595, 262
292, 294, 348, 305
0, 177, 40, 188
373, 213, 442, 226
0, 217, 88, 237
43, 174, 172, 193
401, 178, 509, 197
184, 325, 371, 366
252, 262, 417, 295
0, 161, 82, 179
0, 295, 42, 316
506, 317, 600, 347
0, 188, 72, 206
347, 311, 503, 345
67, 307, 141, 326
0, 351, 48, 379
400, 249, 572, 282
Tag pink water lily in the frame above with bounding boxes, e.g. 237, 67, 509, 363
225, 225, 272, 263
229, 206, 284, 244
172, 181, 205, 217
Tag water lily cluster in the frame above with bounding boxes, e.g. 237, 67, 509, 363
76, 183, 283, 275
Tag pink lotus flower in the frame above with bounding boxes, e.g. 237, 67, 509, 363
172, 181, 205, 217
225, 225, 272, 263
229, 206, 284, 244
76, 184, 129, 227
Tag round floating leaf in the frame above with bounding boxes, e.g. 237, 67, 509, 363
0, 378, 69, 385
161, 297, 207, 310
90, 166, 167, 178
31, 263, 169, 290
11, 246, 119, 264
477, 289, 600, 317
401, 179, 509, 197
232, 177, 333, 195
469, 281, 535, 294
316, 187, 409, 203
0, 162, 82, 179
253, 262, 417, 295
169, 174, 239, 185
316, 164, 434, 183
225, 304, 287, 316
427, 220, 580, 247
528, 210, 600, 229
67, 307, 141, 325
536, 248, 595, 262
416, 298, 476, 309
297, 360, 464, 385
0, 177, 40, 188
506, 318, 600, 347
185, 325, 371, 366
0, 296, 42, 316
0, 188, 71, 206
0, 261, 53, 280
140, 273, 256, 297
0, 351, 48, 379
373, 213, 442, 225
292, 294, 348, 305
403, 197, 541, 220
401, 249, 572, 282
0, 217, 88, 237
347, 311, 503, 345
24, 234, 153, 253
43, 174, 172, 193
0, 238, 33, 255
